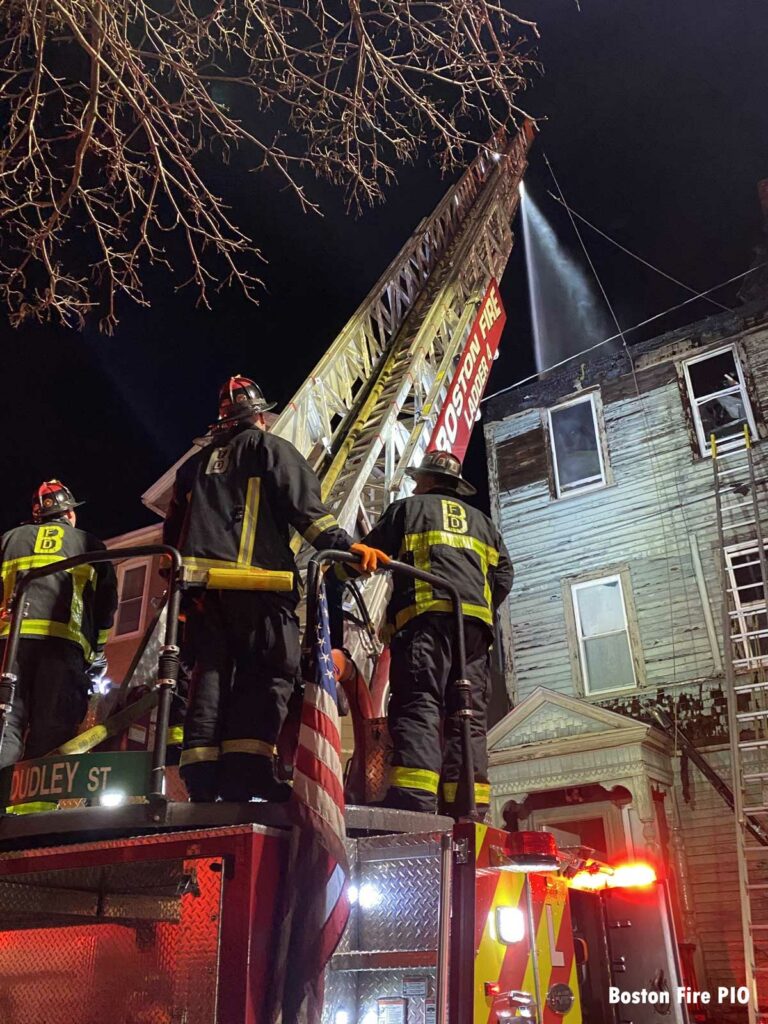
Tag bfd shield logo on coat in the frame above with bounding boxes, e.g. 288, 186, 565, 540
34, 525, 64, 554
442, 500, 468, 534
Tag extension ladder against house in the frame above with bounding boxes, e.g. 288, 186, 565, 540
712, 426, 768, 1023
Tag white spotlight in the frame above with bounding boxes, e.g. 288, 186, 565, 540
361, 1012, 378, 1024
100, 790, 126, 808
358, 883, 381, 910
334, 1011, 350, 1024
495, 905, 525, 945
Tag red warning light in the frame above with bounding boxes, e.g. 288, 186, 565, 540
569, 861, 657, 892
484, 982, 501, 998
610, 862, 657, 889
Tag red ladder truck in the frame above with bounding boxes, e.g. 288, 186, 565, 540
0, 549, 691, 1024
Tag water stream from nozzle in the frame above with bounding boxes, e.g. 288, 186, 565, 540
519, 182, 612, 375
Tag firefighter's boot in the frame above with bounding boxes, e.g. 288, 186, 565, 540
219, 753, 291, 803
180, 761, 219, 803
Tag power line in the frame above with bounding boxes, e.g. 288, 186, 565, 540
482, 261, 765, 403
546, 189, 733, 314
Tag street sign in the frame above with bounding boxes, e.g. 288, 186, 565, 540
0, 751, 152, 807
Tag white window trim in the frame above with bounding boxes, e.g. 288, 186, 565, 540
547, 392, 608, 499
571, 573, 637, 695
114, 557, 151, 641
682, 344, 757, 457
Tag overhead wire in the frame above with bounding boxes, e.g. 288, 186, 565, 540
545, 190, 734, 314
482, 261, 766, 403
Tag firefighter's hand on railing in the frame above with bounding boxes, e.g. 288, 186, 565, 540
349, 543, 390, 573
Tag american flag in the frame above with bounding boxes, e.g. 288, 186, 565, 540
271, 578, 350, 1024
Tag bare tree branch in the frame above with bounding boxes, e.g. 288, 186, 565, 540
0, 0, 538, 331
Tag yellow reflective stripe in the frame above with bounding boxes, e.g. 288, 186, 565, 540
389, 766, 440, 794
0, 619, 93, 660
236, 477, 261, 567
1, 554, 66, 572
6, 802, 58, 815
97, 628, 110, 647
398, 530, 498, 627
442, 781, 491, 804
394, 600, 493, 632
180, 746, 220, 767
220, 738, 275, 758
401, 531, 500, 568
167, 725, 184, 745
303, 514, 339, 545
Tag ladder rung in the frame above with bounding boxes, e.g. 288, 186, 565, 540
740, 738, 768, 750
737, 709, 768, 720
737, 683, 768, 695
722, 500, 755, 513
726, 519, 758, 530
748, 883, 768, 891
745, 773, 768, 783
744, 806, 768, 814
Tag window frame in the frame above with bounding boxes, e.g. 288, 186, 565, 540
682, 343, 757, 457
114, 557, 151, 641
546, 392, 608, 500
564, 568, 643, 697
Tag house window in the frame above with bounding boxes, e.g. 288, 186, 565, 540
571, 575, 636, 694
115, 560, 149, 638
725, 544, 768, 671
547, 394, 607, 497
683, 345, 757, 456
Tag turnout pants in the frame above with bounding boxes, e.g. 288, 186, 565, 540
180, 590, 300, 801
386, 613, 492, 815
0, 638, 89, 769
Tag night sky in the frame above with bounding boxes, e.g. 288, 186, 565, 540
1, 0, 766, 538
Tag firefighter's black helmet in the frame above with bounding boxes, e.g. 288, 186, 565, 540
406, 450, 477, 497
213, 375, 276, 428
31, 480, 85, 523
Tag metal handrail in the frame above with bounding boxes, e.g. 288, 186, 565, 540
0, 544, 183, 804
306, 550, 476, 818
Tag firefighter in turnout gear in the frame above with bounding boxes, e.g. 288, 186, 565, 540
0, 481, 118, 768
164, 376, 384, 803
345, 451, 513, 816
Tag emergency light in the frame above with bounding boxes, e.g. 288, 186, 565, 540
495, 905, 526, 944
569, 860, 657, 892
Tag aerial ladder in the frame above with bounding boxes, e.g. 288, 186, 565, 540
141, 121, 533, 674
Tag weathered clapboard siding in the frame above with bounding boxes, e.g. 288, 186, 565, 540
488, 322, 768, 704
484, 309, 768, 1003
673, 748, 751, 993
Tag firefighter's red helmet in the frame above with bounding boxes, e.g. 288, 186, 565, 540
31, 480, 85, 523
213, 375, 276, 428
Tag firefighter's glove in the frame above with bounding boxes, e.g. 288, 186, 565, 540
349, 543, 390, 574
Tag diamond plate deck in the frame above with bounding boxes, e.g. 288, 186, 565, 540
0, 856, 222, 1024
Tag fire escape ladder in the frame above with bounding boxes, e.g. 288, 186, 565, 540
713, 426, 768, 1022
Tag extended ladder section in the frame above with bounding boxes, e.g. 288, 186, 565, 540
142, 125, 533, 526
712, 428, 768, 1024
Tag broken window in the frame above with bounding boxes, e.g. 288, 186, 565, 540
571, 575, 636, 694
115, 560, 149, 638
547, 393, 607, 497
683, 345, 757, 456
725, 544, 768, 671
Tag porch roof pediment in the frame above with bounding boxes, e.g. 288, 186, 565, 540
488, 687, 655, 753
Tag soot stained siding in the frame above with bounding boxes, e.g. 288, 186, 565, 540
486, 315, 768, 713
